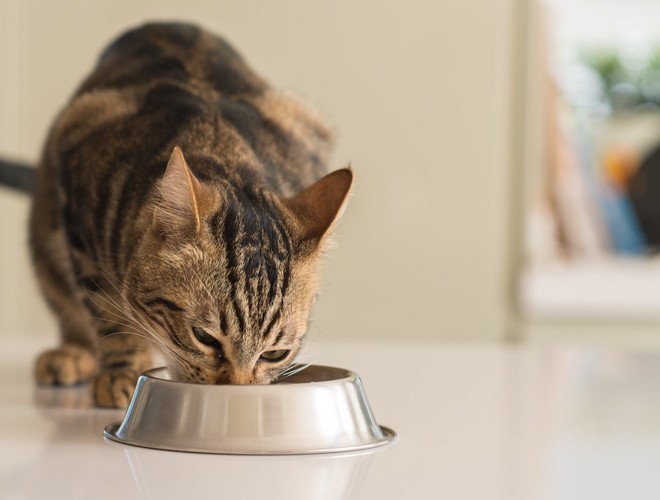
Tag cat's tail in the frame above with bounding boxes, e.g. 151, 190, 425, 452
0, 158, 35, 194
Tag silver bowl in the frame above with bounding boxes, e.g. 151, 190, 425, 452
104, 365, 396, 455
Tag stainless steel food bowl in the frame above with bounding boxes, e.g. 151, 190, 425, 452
104, 365, 396, 455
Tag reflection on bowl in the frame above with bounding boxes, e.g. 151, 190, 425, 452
104, 365, 396, 455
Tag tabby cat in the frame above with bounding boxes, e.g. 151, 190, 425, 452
30, 22, 353, 408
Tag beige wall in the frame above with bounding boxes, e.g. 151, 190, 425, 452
0, 0, 520, 342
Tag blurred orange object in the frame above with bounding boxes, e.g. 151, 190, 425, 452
602, 147, 639, 192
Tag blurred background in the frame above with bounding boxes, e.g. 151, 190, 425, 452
521, 0, 660, 347
3, 0, 660, 349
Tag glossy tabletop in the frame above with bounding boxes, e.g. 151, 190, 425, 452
3, 334, 660, 499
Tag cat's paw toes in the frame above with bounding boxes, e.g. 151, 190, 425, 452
35, 345, 97, 386
93, 370, 138, 408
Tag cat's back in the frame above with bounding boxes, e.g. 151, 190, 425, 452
81, 22, 267, 97
48, 22, 332, 195
59, 22, 268, 151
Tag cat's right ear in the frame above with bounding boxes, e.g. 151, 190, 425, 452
153, 147, 214, 238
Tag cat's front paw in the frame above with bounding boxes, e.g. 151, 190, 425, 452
93, 369, 138, 408
35, 345, 98, 386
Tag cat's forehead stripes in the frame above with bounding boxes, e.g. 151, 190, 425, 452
209, 184, 292, 339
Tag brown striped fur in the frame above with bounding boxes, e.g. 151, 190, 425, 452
30, 23, 353, 408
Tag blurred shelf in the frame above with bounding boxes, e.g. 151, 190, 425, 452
520, 257, 660, 321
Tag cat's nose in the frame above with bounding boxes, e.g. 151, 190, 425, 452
229, 370, 254, 385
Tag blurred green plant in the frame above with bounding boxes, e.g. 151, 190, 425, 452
580, 50, 628, 88
579, 46, 660, 113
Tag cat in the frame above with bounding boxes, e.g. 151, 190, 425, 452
27, 22, 353, 408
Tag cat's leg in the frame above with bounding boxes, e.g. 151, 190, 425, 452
61, 275, 154, 408
35, 342, 97, 386
30, 185, 150, 406
32, 235, 152, 406
30, 166, 152, 407
35, 263, 154, 407
31, 228, 99, 387
91, 320, 154, 408
29, 160, 101, 387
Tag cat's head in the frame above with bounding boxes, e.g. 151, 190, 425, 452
124, 147, 352, 384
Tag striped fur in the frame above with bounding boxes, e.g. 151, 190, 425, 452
30, 23, 353, 407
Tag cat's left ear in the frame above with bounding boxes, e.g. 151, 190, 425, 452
282, 168, 354, 251
154, 147, 213, 237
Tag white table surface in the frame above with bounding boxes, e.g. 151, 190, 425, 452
2, 334, 660, 500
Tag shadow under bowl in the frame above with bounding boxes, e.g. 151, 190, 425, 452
104, 365, 396, 455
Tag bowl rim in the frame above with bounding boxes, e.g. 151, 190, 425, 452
139, 365, 359, 388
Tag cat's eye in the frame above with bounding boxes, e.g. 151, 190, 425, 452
260, 349, 290, 363
192, 327, 223, 353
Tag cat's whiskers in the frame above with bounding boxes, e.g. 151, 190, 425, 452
92, 274, 190, 373
88, 297, 144, 333
91, 304, 187, 372
87, 287, 133, 323
278, 362, 312, 380
125, 308, 190, 372
95, 330, 161, 353
88, 292, 174, 357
